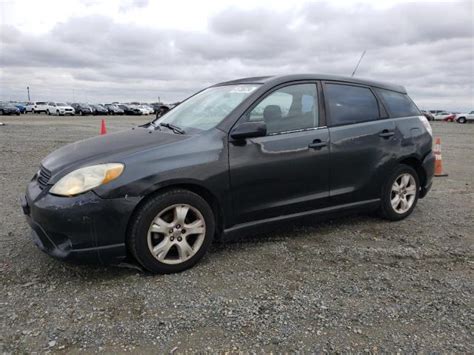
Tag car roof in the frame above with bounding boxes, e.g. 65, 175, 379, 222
214, 74, 407, 94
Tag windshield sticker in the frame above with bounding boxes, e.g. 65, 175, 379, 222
229, 86, 259, 94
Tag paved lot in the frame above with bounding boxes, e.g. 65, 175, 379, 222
1, 114, 473, 353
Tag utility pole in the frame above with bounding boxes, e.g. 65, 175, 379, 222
351, 50, 366, 77
27, 86, 31, 101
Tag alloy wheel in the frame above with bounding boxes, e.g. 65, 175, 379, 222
391, 173, 417, 214
147, 204, 206, 265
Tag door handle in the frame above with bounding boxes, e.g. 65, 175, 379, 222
308, 139, 327, 150
379, 129, 395, 138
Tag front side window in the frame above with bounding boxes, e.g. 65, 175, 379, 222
246, 84, 318, 135
378, 89, 420, 117
325, 84, 379, 126
156, 84, 260, 131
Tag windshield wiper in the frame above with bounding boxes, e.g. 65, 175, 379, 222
159, 122, 185, 134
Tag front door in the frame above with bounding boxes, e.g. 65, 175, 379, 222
229, 82, 330, 225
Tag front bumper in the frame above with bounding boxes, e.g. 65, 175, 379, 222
59, 110, 75, 115
21, 179, 140, 264
420, 150, 435, 198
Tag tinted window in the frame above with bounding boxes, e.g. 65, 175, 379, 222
247, 84, 318, 134
325, 84, 379, 125
378, 89, 420, 117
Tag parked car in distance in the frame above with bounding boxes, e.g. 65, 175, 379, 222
32, 102, 49, 114
14, 102, 27, 114
47, 102, 75, 116
25, 102, 35, 113
118, 104, 142, 115
433, 111, 455, 121
429, 110, 445, 116
0, 102, 21, 115
22, 74, 435, 274
90, 104, 109, 115
421, 110, 434, 121
137, 105, 153, 115
455, 111, 474, 124
104, 104, 125, 115
71, 103, 93, 115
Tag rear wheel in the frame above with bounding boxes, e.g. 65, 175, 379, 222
457, 117, 467, 124
128, 189, 215, 274
380, 164, 419, 221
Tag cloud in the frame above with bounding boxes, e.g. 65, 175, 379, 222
119, 0, 149, 13
0, 0, 472, 110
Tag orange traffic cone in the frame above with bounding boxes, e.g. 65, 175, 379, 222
100, 119, 107, 135
434, 137, 448, 177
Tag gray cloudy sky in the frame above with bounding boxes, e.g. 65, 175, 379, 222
1, 0, 473, 110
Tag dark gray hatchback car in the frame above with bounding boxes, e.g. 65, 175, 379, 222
22, 74, 435, 273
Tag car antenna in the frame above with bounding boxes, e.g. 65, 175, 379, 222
351, 50, 366, 77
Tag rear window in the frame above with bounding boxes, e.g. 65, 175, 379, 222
325, 83, 379, 126
378, 89, 420, 118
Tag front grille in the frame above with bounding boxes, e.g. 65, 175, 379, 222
37, 166, 51, 189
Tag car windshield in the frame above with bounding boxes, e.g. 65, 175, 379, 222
57, 103, 66, 106
154, 84, 260, 131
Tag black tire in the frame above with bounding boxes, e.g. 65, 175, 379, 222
0, 110, 4, 115
379, 164, 419, 221
457, 117, 467, 124
128, 189, 215, 274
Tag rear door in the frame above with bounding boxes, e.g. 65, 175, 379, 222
229, 82, 330, 225
323, 82, 399, 205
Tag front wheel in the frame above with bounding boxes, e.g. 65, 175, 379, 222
457, 117, 467, 124
380, 165, 419, 221
128, 189, 215, 274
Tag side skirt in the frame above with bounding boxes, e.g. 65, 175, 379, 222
222, 199, 380, 241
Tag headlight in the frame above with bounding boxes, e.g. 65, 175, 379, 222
50, 163, 124, 196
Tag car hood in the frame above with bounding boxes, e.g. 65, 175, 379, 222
42, 127, 189, 175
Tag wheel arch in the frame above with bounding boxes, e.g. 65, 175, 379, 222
398, 156, 426, 188
126, 182, 225, 244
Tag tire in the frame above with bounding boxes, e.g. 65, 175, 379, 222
379, 164, 419, 221
0, 110, 4, 115
128, 189, 215, 274
457, 117, 467, 124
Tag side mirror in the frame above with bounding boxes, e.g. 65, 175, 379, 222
230, 122, 267, 140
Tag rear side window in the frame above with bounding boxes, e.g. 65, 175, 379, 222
377, 89, 420, 117
325, 84, 379, 126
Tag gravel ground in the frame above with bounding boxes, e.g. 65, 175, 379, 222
1, 114, 473, 353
